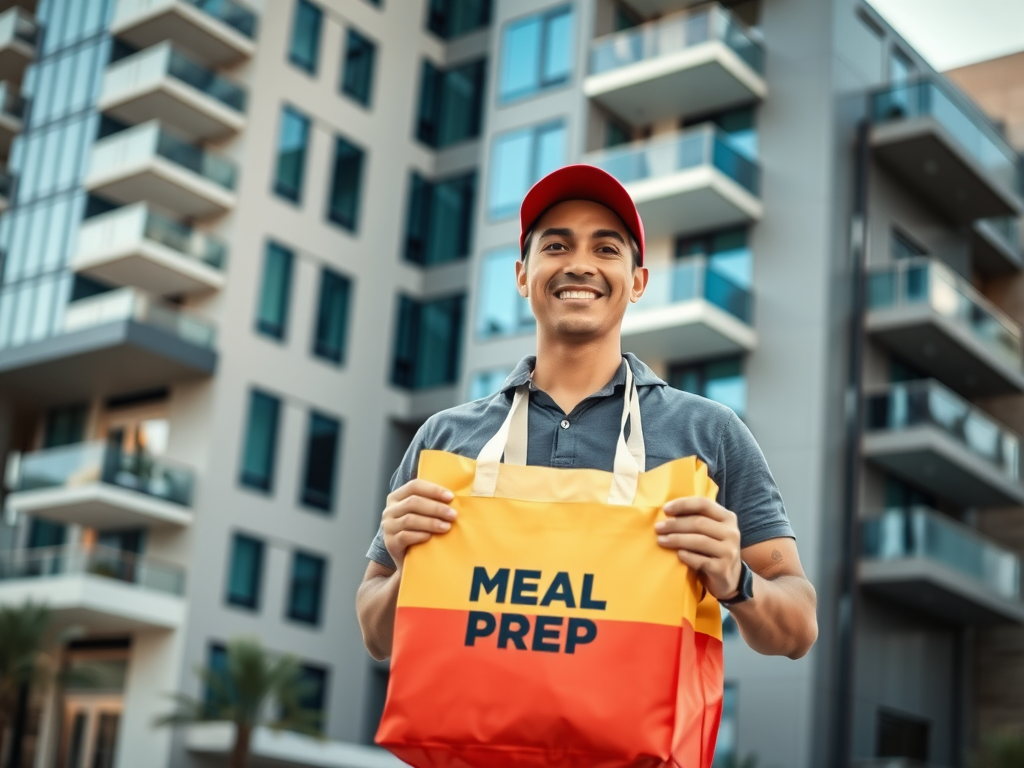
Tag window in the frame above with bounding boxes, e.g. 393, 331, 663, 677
427, 0, 491, 39
300, 411, 341, 512
312, 268, 352, 365
683, 106, 758, 159
890, 47, 915, 85
288, 551, 327, 625
606, 121, 631, 148
877, 710, 930, 762
255, 241, 294, 340
391, 294, 465, 390
273, 107, 311, 203
296, 665, 329, 729
416, 59, 486, 148
289, 0, 322, 74
712, 683, 737, 767
677, 228, 752, 288
405, 172, 476, 265
498, 7, 574, 102
44, 403, 87, 447
891, 228, 927, 260
326, 135, 365, 231
341, 28, 375, 107
476, 245, 534, 338
668, 357, 746, 418
468, 368, 512, 401
488, 121, 565, 220
240, 390, 281, 492
206, 644, 229, 708
226, 533, 265, 610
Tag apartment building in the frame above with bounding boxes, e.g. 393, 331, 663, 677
0, 1, 1022, 768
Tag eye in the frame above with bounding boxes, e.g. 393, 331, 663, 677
544, 242, 568, 251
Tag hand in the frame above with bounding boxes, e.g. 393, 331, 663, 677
382, 479, 457, 571
655, 497, 742, 601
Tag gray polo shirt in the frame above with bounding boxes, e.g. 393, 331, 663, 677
367, 354, 793, 569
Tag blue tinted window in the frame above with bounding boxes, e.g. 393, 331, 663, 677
427, 0, 491, 39
499, 7, 574, 102
405, 172, 476, 265
274, 107, 311, 203
468, 368, 512, 401
677, 228, 752, 289
488, 122, 565, 220
326, 135, 364, 231
289, 0, 323, 74
392, 294, 465, 390
256, 241, 293, 340
288, 551, 327, 625
312, 268, 352, 364
341, 28, 375, 107
300, 411, 341, 512
416, 59, 486, 148
476, 246, 533, 338
205, 644, 229, 708
668, 357, 746, 418
240, 390, 281, 492
226, 533, 264, 610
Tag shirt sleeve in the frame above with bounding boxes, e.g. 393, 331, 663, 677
716, 410, 795, 547
365, 420, 434, 570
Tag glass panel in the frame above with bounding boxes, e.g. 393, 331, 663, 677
326, 136, 364, 230
468, 368, 512, 400
542, 9, 574, 86
391, 294, 465, 389
296, 666, 328, 728
227, 533, 264, 609
189, 0, 258, 38
256, 241, 293, 340
313, 268, 351, 364
300, 411, 340, 512
288, 551, 326, 623
417, 59, 485, 148
167, 50, 247, 112
90, 713, 119, 768
406, 172, 475, 266
476, 245, 533, 338
65, 713, 87, 768
239, 390, 280, 492
428, 0, 491, 39
0, 545, 186, 595
499, 15, 540, 100
488, 127, 533, 219
273, 107, 311, 203
341, 27, 375, 106
155, 130, 236, 190
289, 0, 322, 74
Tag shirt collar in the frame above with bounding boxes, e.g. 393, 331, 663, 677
499, 353, 666, 394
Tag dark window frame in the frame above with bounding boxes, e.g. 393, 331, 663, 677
255, 240, 295, 341
225, 532, 265, 611
289, 0, 323, 75
404, 170, 476, 266
273, 105, 312, 204
391, 293, 465, 390
325, 134, 365, 232
299, 410, 342, 513
311, 267, 353, 366
287, 549, 328, 625
340, 27, 376, 107
239, 388, 282, 493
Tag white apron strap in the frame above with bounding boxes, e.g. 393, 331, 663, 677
472, 385, 528, 497
608, 363, 644, 505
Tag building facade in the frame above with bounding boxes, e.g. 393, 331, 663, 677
0, 0, 1021, 767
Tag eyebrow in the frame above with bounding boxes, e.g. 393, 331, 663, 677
538, 227, 626, 243
539, 227, 574, 239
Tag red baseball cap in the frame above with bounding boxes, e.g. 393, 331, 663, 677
519, 164, 645, 266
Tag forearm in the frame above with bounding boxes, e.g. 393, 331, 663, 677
356, 569, 401, 661
729, 573, 817, 659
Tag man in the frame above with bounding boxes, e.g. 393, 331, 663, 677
357, 164, 817, 663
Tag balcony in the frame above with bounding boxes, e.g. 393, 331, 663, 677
584, 125, 762, 238
0, 286, 217, 404
4, 441, 196, 529
85, 121, 237, 218
861, 507, 1024, 624
0, 166, 12, 212
100, 43, 246, 140
621, 257, 756, 362
972, 216, 1023, 276
111, 0, 257, 65
0, 544, 185, 632
0, 7, 36, 80
74, 203, 226, 296
0, 80, 25, 156
586, 4, 765, 126
870, 77, 1024, 222
866, 258, 1024, 396
863, 379, 1024, 507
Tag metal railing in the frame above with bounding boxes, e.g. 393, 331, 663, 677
63, 285, 217, 349
89, 121, 237, 191
590, 2, 763, 76
104, 43, 247, 113
870, 76, 1022, 197
864, 378, 1021, 482
866, 257, 1023, 371
584, 123, 760, 195
114, 0, 257, 39
0, 7, 39, 49
77, 203, 227, 270
0, 80, 27, 121
0, 544, 185, 596
635, 256, 753, 324
10, 440, 195, 508
863, 506, 1022, 601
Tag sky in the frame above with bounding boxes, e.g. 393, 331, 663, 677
868, 0, 1024, 70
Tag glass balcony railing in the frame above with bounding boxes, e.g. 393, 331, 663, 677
863, 506, 1022, 601
865, 378, 1021, 482
157, 128, 236, 188
590, 3, 763, 76
870, 77, 1022, 197
12, 441, 196, 508
116, 0, 257, 39
634, 256, 753, 324
586, 124, 760, 196
0, 80, 26, 121
867, 257, 1023, 371
63, 286, 217, 349
79, 203, 227, 270
976, 215, 1023, 259
0, 544, 186, 596
0, 7, 39, 49
0, 168, 12, 199
105, 43, 247, 113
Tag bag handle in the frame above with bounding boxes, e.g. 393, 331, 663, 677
472, 360, 645, 504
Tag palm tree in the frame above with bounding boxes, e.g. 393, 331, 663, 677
155, 637, 323, 768
971, 731, 1024, 768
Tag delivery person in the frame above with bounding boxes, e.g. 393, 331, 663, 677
357, 164, 817, 662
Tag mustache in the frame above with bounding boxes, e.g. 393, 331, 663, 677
548, 275, 610, 294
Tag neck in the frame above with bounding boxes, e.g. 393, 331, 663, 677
532, 331, 624, 414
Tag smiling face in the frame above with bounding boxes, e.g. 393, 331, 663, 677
516, 199, 648, 343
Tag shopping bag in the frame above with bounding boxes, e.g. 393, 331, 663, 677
377, 363, 724, 768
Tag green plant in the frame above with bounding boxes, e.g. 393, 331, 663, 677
155, 637, 323, 768
971, 731, 1024, 768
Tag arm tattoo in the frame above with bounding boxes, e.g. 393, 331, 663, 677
770, 548, 783, 563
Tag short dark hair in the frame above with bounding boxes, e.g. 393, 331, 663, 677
521, 229, 642, 270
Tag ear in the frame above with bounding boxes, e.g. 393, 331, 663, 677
515, 259, 529, 298
630, 266, 649, 303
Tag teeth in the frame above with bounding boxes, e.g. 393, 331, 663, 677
559, 290, 598, 300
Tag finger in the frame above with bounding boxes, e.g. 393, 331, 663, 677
654, 515, 730, 540
384, 513, 452, 535
663, 496, 731, 521
656, 533, 730, 558
390, 530, 432, 551
388, 479, 454, 505
389, 496, 457, 521
674, 549, 715, 573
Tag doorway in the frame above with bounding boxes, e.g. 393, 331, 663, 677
58, 695, 122, 768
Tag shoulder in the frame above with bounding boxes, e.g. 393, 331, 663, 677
641, 384, 737, 435
417, 391, 512, 448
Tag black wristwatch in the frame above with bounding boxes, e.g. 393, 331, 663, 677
719, 561, 754, 607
